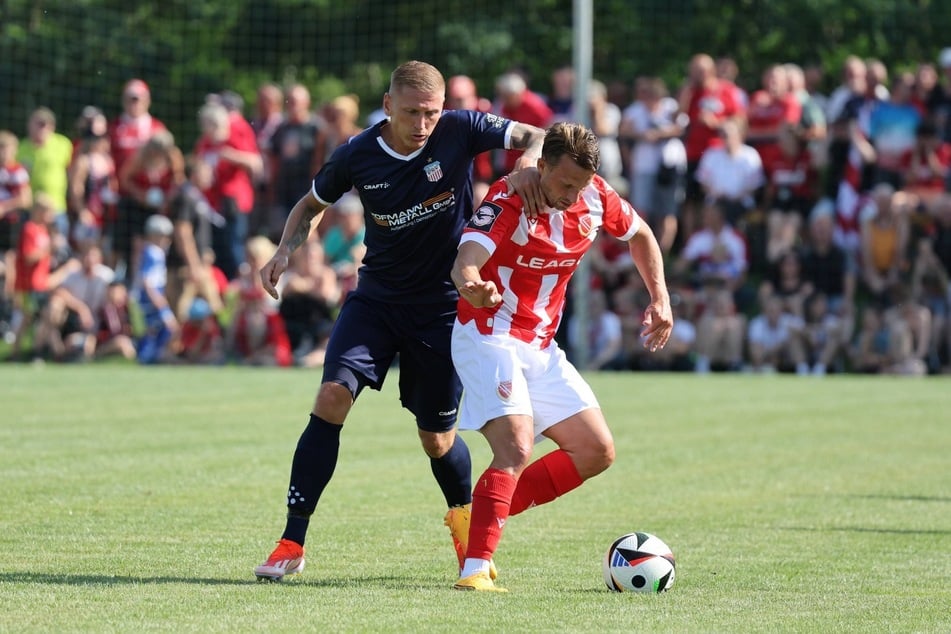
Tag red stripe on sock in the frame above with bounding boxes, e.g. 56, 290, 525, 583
509, 449, 583, 516
466, 468, 517, 561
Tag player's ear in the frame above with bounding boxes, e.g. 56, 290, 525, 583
382, 93, 391, 116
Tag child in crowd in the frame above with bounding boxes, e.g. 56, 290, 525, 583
0, 130, 32, 342
10, 194, 55, 359
133, 214, 177, 364
177, 297, 224, 365
96, 280, 136, 360
227, 286, 292, 367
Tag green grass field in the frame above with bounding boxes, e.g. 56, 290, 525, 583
1, 366, 948, 633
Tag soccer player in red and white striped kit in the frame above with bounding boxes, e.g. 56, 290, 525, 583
450, 121, 673, 591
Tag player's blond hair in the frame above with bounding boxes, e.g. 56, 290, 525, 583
389, 60, 445, 96
542, 122, 601, 173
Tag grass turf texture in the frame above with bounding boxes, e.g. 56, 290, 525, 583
1, 366, 948, 633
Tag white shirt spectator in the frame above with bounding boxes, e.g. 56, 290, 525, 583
748, 311, 804, 351
681, 226, 748, 280
60, 263, 114, 316
696, 144, 765, 207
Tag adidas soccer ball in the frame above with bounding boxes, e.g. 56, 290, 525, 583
602, 532, 675, 593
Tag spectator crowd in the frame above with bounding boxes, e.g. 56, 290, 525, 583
3, 51, 951, 375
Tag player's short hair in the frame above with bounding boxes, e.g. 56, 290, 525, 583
542, 122, 600, 173
389, 60, 445, 96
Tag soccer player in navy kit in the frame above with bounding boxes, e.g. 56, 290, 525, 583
254, 61, 546, 581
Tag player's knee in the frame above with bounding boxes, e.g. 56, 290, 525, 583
419, 429, 454, 458
577, 437, 615, 479
313, 382, 353, 424
493, 437, 534, 474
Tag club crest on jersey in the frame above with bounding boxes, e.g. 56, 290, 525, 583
469, 202, 502, 231
497, 380, 513, 400
424, 161, 443, 182
578, 214, 594, 238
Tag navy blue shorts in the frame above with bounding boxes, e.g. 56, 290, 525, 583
321, 291, 462, 433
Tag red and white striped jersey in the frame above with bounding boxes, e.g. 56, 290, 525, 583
457, 175, 641, 348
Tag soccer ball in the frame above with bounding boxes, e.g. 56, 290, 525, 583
602, 532, 675, 593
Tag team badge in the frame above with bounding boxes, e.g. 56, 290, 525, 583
424, 161, 443, 182
469, 202, 502, 231
578, 214, 594, 238
497, 380, 513, 400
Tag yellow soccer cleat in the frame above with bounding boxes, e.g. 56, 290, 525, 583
453, 571, 508, 592
443, 504, 498, 580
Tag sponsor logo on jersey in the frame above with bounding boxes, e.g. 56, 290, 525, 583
363, 182, 390, 190
370, 191, 455, 230
484, 113, 507, 129
469, 202, 502, 231
424, 160, 443, 182
515, 254, 578, 269
497, 380, 513, 400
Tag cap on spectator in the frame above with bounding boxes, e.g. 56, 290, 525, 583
187, 298, 213, 321
939, 48, 951, 69
124, 79, 151, 98
809, 198, 835, 225
144, 214, 173, 237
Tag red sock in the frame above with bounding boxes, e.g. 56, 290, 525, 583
509, 449, 583, 516
466, 468, 517, 561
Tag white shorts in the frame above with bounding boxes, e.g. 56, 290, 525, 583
451, 319, 600, 441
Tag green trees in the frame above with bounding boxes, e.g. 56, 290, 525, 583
1, 0, 949, 144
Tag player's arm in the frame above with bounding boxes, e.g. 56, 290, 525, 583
505, 122, 546, 215
627, 222, 673, 352
451, 240, 501, 309
260, 191, 329, 299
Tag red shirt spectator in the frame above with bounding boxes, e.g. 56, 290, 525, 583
194, 102, 261, 214
109, 79, 167, 194
681, 54, 745, 163
494, 72, 553, 174
15, 203, 53, 293
0, 130, 31, 231
230, 288, 293, 367
747, 65, 802, 176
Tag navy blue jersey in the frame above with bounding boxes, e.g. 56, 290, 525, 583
312, 109, 513, 303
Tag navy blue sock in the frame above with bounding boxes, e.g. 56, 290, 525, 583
429, 433, 473, 508
281, 414, 342, 546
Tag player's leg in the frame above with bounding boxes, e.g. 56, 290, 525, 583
508, 343, 610, 516
400, 303, 481, 568
455, 414, 533, 592
255, 293, 396, 581
450, 322, 535, 590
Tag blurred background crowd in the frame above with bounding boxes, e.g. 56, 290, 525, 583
2, 50, 951, 375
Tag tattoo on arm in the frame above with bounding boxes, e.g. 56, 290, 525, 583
509, 123, 545, 154
285, 207, 319, 253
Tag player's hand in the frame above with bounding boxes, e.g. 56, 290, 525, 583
260, 251, 289, 300
506, 165, 544, 218
458, 279, 501, 308
641, 298, 673, 353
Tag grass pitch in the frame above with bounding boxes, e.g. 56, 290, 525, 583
1, 365, 948, 633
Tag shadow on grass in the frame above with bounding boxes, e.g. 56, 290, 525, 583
842, 494, 951, 503
796, 493, 951, 503
777, 526, 951, 536
0, 573, 257, 586
0, 572, 449, 589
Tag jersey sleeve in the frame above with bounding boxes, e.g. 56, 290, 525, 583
459, 180, 522, 256
459, 110, 515, 155
598, 179, 642, 242
311, 141, 353, 205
